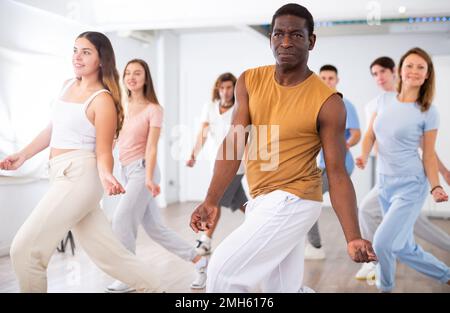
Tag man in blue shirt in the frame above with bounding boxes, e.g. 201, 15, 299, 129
305, 64, 361, 259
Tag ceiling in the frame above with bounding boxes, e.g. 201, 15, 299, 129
14, 0, 450, 32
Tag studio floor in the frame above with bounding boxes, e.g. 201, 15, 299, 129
1, 202, 449, 293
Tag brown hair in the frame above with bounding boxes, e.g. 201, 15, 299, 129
320, 64, 338, 75
397, 47, 435, 112
123, 59, 159, 105
77, 31, 124, 137
211, 72, 237, 103
370, 56, 395, 72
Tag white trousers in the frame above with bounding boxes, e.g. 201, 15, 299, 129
206, 190, 321, 292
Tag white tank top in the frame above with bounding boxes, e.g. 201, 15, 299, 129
49, 79, 110, 151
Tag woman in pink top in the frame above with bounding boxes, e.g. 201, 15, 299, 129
0, 32, 160, 292
106, 59, 208, 293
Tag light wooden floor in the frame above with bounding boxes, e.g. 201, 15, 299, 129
1, 202, 449, 293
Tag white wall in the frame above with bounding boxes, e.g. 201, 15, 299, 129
0, 0, 83, 163
425, 54, 450, 218
434, 55, 450, 175
1, 1, 85, 55
0, 0, 86, 256
154, 31, 181, 205
0, 178, 48, 256
107, 32, 158, 78
177, 27, 450, 205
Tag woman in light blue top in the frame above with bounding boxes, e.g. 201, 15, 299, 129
356, 47, 450, 292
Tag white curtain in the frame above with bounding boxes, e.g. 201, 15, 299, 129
0, 46, 72, 179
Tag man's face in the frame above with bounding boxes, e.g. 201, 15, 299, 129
270, 15, 315, 70
319, 70, 338, 89
370, 64, 395, 91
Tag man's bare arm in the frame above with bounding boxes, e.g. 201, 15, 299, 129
319, 94, 361, 242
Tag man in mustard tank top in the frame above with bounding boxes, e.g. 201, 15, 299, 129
190, 3, 377, 292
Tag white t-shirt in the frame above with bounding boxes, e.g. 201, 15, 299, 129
365, 93, 384, 157
201, 100, 245, 175
365, 96, 380, 130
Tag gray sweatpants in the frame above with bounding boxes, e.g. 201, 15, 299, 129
112, 159, 196, 261
219, 174, 248, 212
359, 184, 450, 252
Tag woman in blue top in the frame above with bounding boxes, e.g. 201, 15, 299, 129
357, 47, 450, 292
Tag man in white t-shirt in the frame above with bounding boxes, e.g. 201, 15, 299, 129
187, 72, 247, 256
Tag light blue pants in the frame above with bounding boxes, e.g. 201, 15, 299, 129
112, 159, 196, 261
359, 184, 450, 251
373, 174, 450, 292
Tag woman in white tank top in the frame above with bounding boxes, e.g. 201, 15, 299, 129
0, 32, 161, 292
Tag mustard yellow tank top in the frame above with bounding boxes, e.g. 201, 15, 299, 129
244, 65, 336, 202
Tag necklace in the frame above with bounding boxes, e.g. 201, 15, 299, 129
219, 102, 234, 109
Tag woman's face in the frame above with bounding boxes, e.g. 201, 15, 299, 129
124, 62, 146, 93
72, 37, 101, 77
400, 53, 429, 89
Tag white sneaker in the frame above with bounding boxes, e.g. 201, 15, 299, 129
190, 257, 208, 290
190, 270, 207, 290
299, 285, 316, 293
355, 262, 376, 281
304, 243, 326, 260
105, 280, 136, 293
195, 239, 212, 256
